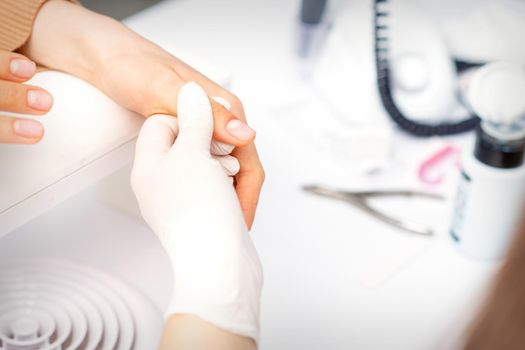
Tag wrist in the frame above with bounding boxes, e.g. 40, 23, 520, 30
163, 224, 263, 342
21, 1, 131, 88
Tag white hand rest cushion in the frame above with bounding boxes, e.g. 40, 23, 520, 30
0, 71, 143, 236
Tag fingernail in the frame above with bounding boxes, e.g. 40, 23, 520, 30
13, 119, 43, 138
10, 59, 36, 78
226, 119, 255, 141
27, 90, 53, 111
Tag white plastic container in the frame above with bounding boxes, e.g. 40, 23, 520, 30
451, 62, 525, 260
451, 137, 525, 259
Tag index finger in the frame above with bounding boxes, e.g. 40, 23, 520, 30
212, 98, 256, 147
233, 143, 265, 229
163, 58, 256, 147
153, 78, 255, 148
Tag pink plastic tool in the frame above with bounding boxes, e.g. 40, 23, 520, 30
418, 145, 461, 185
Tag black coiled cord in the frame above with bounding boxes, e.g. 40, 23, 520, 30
373, 0, 480, 137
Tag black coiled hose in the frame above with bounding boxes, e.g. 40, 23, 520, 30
373, 0, 480, 137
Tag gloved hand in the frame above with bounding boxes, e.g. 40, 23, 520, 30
131, 82, 263, 342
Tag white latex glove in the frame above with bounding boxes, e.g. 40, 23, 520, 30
131, 82, 263, 341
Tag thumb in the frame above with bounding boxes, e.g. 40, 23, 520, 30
175, 81, 213, 153
135, 114, 179, 164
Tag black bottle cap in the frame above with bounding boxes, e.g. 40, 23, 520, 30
300, 0, 327, 25
474, 125, 525, 168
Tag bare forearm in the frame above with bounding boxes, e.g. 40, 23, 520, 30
19, 0, 139, 88
159, 315, 256, 350
19, 0, 180, 114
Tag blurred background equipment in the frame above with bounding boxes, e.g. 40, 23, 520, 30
372, 0, 479, 136
301, 0, 525, 258
305, 0, 525, 136
297, 0, 327, 59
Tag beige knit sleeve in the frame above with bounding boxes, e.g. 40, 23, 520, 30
0, 0, 78, 52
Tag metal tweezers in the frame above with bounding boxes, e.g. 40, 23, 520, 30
302, 184, 444, 236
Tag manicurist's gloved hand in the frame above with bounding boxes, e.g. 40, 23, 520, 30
131, 82, 263, 345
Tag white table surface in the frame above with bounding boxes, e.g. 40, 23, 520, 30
1, 0, 499, 349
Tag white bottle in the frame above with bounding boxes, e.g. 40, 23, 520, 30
451, 62, 525, 260
451, 125, 525, 259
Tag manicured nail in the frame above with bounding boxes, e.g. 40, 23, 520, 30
10, 59, 36, 78
13, 119, 43, 138
27, 90, 53, 111
226, 119, 255, 141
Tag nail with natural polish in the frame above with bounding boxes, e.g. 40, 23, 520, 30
226, 119, 255, 141
13, 119, 43, 138
27, 90, 53, 111
10, 59, 36, 79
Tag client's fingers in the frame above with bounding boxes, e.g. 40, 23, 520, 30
163, 58, 256, 147
233, 143, 265, 229
0, 50, 36, 82
210, 100, 256, 146
0, 81, 53, 114
0, 115, 43, 144
154, 76, 255, 147
211, 96, 234, 156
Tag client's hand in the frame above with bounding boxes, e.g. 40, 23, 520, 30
0, 50, 53, 144
97, 38, 265, 229
23, 0, 264, 228
131, 82, 263, 342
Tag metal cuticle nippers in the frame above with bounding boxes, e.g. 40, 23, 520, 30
302, 184, 444, 236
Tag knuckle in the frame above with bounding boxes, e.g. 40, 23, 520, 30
211, 99, 226, 114
226, 94, 248, 122
217, 92, 242, 110
254, 166, 266, 184
0, 51, 14, 71
227, 93, 243, 109
0, 83, 21, 107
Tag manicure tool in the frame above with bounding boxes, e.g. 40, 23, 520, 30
303, 184, 444, 236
